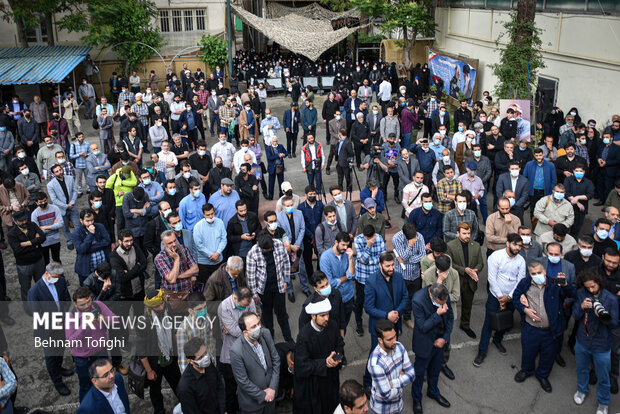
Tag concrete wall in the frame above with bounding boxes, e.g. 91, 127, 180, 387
433, 7, 620, 124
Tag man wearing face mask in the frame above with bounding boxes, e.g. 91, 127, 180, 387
174, 161, 201, 199
235, 162, 259, 214
175, 292, 216, 374
217, 287, 256, 413
524, 148, 557, 219
88, 191, 113, 240
206, 155, 232, 195
149, 114, 168, 153
17, 109, 39, 156
533, 184, 574, 239
227, 200, 260, 260
0, 122, 13, 173
233, 139, 258, 174
512, 259, 575, 393
47, 164, 80, 250
30, 191, 63, 265
443, 192, 479, 243
177, 336, 224, 414
299, 271, 346, 338
495, 161, 529, 222
27, 262, 74, 395
211, 132, 235, 171
230, 310, 281, 414
36, 136, 63, 180
15, 160, 40, 211
8, 209, 46, 301
121, 186, 150, 250
72, 208, 111, 285
138, 169, 163, 218
592, 219, 617, 258
208, 178, 240, 226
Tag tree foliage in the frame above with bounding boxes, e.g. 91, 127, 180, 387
0, 0, 75, 46
489, 10, 545, 100
351, 0, 435, 68
197, 34, 228, 72
57, 0, 163, 71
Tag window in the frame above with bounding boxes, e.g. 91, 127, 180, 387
159, 9, 207, 33
25, 17, 48, 43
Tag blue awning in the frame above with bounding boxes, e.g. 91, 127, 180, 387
0, 46, 92, 85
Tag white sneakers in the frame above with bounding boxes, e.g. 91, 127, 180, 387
596, 404, 608, 414
573, 391, 586, 405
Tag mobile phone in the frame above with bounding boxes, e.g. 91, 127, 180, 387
550, 277, 567, 286
332, 353, 343, 361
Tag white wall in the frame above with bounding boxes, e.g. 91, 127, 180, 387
434, 7, 620, 124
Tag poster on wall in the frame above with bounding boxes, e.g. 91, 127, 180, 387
499, 99, 532, 142
427, 50, 477, 103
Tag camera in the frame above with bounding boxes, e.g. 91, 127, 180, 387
371, 147, 381, 157
312, 159, 321, 171
347, 157, 354, 169
592, 298, 611, 322
550, 277, 567, 286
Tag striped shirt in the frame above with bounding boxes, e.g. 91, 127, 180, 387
392, 231, 426, 281
354, 234, 386, 285
368, 342, 415, 414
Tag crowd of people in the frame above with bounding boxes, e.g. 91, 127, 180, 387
0, 48, 618, 414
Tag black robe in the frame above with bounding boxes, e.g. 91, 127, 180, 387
294, 319, 344, 414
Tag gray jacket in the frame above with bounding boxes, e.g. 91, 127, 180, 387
15, 172, 41, 203
366, 113, 382, 137
207, 95, 221, 115
465, 154, 492, 185
315, 220, 343, 259
29, 101, 49, 124
325, 200, 358, 236
47, 175, 78, 214
397, 157, 420, 191
230, 328, 280, 412
17, 118, 38, 144
217, 295, 257, 364
0, 131, 14, 154
380, 115, 401, 142
86, 153, 111, 188
97, 115, 114, 140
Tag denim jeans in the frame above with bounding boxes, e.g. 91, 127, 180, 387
62, 208, 80, 247
575, 340, 611, 405
479, 190, 489, 223
401, 133, 412, 151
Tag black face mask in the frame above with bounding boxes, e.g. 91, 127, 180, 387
216, 163, 223, 169
307, 196, 316, 203
38, 202, 48, 209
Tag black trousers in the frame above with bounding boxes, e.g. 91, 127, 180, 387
198, 263, 221, 284
382, 171, 400, 199
423, 117, 433, 138
218, 361, 239, 414
44, 346, 65, 386
337, 165, 352, 192
260, 284, 293, 342
571, 210, 586, 238
148, 358, 181, 414
353, 142, 370, 167
286, 131, 298, 155
41, 243, 62, 265
326, 143, 337, 171
302, 236, 314, 288
354, 280, 366, 329
404, 278, 422, 320
530, 189, 546, 219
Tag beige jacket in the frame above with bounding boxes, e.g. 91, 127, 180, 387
533, 196, 575, 238
485, 211, 522, 251
62, 99, 79, 120
423, 264, 461, 321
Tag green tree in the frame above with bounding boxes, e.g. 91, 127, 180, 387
0, 0, 75, 47
489, 0, 545, 99
197, 34, 228, 74
351, 0, 435, 69
57, 0, 163, 72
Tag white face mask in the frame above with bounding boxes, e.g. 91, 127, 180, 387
268, 222, 278, 231
510, 169, 519, 177
197, 150, 206, 156
442, 155, 451, 163
21, 168, 30, 176
457, 202, 467, 211
162, 209, 172, 218
47, 276, 59, 284
521, 235, 531, 245
334, 194, 343, 203
195, 354, 212, 368
580, 248, 593, 257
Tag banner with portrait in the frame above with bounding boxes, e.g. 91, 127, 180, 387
499, 99, 532, 141
427, 49, 478, 104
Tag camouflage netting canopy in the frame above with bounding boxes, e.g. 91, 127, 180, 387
231, 3, 367, 61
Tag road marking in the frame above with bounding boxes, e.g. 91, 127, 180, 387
344, 333, 522, 368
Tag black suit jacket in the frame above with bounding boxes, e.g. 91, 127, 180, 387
227, 212, 261, 255
336, 139, 354, 168
411, 286, 454, 359
28, 276, 71, 339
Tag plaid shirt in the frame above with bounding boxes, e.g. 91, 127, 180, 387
392, 231, 426, 281
176, 315, 216, 372
436, 178, 462, 214
425, 99, 439, 118
70, 141, 91, 169
443, 208, 479, 242
49, 161, 75, 179
368, 342, 415, 414
195, 90, 210, 106
354, 233, 386, 284
246, 239, 290, 297
154, 244, 197, 292
131, 102, 150, 126
89, 250, 107, 273
219, 105, 235, 127
575, 143, 589, 165
117, 91, 135, 111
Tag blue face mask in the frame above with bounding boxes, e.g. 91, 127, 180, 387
235, 304, 246, 311
168, 188, 176, 196
531, 273, 546, 285
423, 202, 433, 211
285, 207, 294, 214
548, 255, 561, 264
432, 299, 441, 308
574, 171, 585, 179
319, 285, 332, 297
93, 201, 103, 209
174, 223, 183, 232
195, 308, 208, 319
553, 192, 565, 200
122, 161, 129, 166
142, 178, 151, 186
193, 189, 201, 198
439, 111, 446, 116
335, 115, 341, 120
266, 114, 272, 119
597, 229, 609, 240
458, 126, 464, 132
0, 127, 6, 132
519, 146, 526, 151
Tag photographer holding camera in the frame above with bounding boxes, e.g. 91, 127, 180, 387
361, 145, 388, 186
572, 270, 619, 413
335, 129, 354, 193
